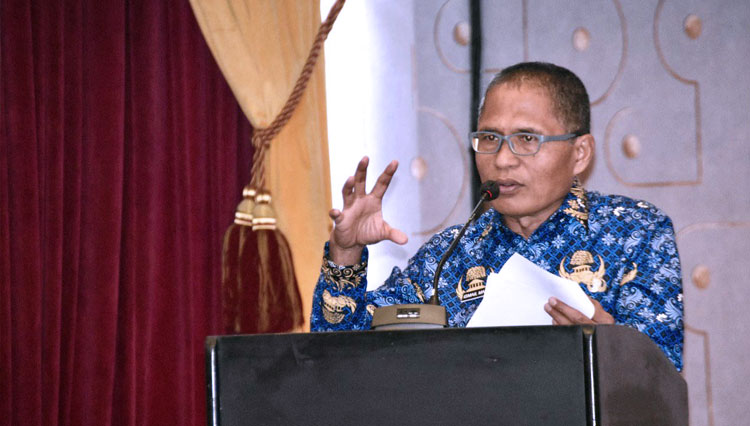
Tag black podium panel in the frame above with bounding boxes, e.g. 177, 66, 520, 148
207, 325, 687, 426
595, 326, 688, 425
207, 327, 588, 426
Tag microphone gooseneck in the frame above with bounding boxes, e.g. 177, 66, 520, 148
428, 181, 500, 305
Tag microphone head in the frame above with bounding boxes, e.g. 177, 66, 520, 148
479, 180, 500, 201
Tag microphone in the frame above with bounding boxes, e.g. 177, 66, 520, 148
371, 181, 500, 330
428, 180, 499, 305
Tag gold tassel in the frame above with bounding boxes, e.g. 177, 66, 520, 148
220, 187, 303, 334
251, 191, 277, 230
234, 185, 256, 226
251, 191, 302, 332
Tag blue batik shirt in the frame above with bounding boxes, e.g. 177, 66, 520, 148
311, 187, 684, 371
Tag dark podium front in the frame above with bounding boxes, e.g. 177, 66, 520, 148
206, 325, 686, 426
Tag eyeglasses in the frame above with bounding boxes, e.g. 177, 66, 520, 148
470, 131, 579, 156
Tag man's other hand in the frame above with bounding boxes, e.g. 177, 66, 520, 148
544, 297, 614, 325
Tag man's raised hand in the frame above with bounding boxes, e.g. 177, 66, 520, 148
328, 156, 408, 265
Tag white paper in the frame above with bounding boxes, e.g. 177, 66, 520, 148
466, 253, 594, 327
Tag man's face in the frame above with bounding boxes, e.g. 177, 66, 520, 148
475, 82, 589, 228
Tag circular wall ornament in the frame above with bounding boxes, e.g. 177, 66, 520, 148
691, 264, 710, 289
572, 27, 591, 52
410, 156, 428, 181
684, 14, 702, 40
621, 134, 641, 159
453, 21, 470, 46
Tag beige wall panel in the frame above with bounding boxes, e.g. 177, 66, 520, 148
679, 224, 750, 425
327, 1, 750, 421
409, 0, 750, 423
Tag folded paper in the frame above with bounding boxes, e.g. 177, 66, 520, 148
467, 253, 594, 327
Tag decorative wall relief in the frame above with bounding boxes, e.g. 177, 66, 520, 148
330, 3, 750, 422
678, 222, 750, 426
415, 107, 470, 236
526, 0, 627, 106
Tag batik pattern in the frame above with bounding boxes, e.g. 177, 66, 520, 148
310, 190, 684, 371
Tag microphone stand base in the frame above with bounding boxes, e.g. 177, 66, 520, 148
371, 304, 447, 330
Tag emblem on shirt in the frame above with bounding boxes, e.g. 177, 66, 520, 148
455, 266, 487, 302
562, 182, 589, 230
322, 290, 357, 324
620, 263, 638, 286
558, 250, 607, 293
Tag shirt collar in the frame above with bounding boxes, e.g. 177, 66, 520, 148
483, 183, 590, 237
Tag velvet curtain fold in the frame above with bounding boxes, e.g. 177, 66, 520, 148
0, 1, 252, 425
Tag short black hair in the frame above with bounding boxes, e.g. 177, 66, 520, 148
479, 62, 591, 135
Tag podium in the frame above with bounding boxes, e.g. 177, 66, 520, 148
206, 325, 687, 425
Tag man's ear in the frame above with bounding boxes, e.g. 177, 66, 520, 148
573, 134, 595, 176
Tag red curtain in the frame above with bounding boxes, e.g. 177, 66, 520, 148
0, 1, 253, 425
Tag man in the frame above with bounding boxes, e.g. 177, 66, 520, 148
311, 62, 683, 371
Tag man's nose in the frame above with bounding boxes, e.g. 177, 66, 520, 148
494, 139, 520, 167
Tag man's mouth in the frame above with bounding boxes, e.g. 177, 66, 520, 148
495, 179, 522, 194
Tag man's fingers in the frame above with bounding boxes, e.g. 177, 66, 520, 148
556, 298, 592, 323
353, 156, 369, 196
341, 176, 356, 207
329, 208, 342, 223
545, 297, 593, 325
370, 160, 398, 199
387, 226, 408, 245
545, 297, 614, 325
591, 299, 615, 324
544, 302, 572, 325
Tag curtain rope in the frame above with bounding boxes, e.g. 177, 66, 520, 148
250, 0, 346, 190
